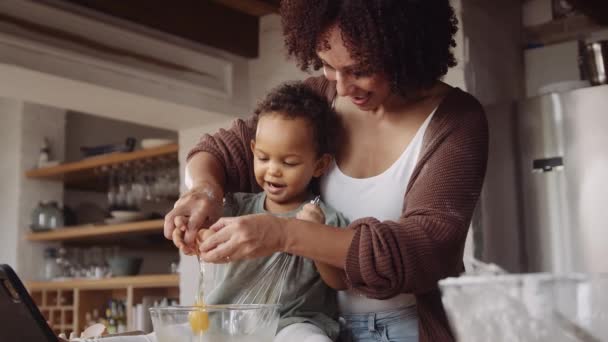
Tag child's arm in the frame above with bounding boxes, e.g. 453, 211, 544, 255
296, 203, 348, 290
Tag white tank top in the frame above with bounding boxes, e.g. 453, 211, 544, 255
320, 107, 437, 314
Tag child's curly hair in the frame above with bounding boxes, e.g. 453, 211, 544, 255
254, 81, 339, 157
280, 0, 459, 94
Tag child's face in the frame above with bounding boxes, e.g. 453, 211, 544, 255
251, 113, 330, 209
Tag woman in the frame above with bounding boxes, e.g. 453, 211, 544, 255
165, 1, 488, 341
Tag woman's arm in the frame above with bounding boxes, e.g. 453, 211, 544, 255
164, 118, 257, 246
342, 94, 489, 299
200, 214, 355, 266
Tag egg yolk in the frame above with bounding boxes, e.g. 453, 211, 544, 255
188, 300, 209, 334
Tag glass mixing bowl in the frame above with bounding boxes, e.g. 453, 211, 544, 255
440, 273, 608, 342
150, 304, 280, 342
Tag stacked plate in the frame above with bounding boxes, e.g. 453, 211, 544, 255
105, 210, 145, 225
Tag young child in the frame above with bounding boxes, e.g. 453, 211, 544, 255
176, 81, 348, 342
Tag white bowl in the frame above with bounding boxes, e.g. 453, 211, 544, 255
110, 210, 144, 221
141, 139, 175, 149
150, 305, 280, 342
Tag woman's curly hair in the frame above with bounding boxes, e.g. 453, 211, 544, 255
253, 81, 339, 157
280, 0, 459, 93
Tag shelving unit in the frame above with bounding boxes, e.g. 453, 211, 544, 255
24, 144, 181, 335
524, 14, 605, 47
27, 275, 179, 335
25, 143, 178, 191
27, 274, 179, 291
26, 220, 166, 243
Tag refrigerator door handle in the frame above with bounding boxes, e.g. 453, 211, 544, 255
532, 157, 564, 173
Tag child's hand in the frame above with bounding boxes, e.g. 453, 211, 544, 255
296, 203, 326, 224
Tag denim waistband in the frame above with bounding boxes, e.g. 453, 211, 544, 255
339, 305, 418, 330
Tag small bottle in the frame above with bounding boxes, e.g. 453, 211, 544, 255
106, 306, 116, 335
116, 302, 126, 333
84, 312, 93, 328
37, 138, 50, 168
55, 247, 70, 278
92, 309, 100, 324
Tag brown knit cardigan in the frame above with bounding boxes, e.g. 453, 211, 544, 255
187, 76, 489, 342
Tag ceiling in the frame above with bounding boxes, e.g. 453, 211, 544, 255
54, 0, 281, 58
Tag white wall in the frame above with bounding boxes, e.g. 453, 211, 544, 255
525, 41, 580, 97
462, 0, 524, 105
248, 14, 318, 107
0, 99, 23, 268
17, 104, 66, 280
458, 0, 524, 270
524, 28, 608, 97
443, 0, 467, 90
0, 100, 66, 279
65, 111, 176, 162
0, 102, 68, 280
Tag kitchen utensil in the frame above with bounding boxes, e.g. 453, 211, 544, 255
581, 40, 608, 85
80, 137, 136, 157
150, 304, 280, 342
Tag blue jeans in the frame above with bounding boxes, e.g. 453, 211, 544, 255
338, 306, 419, 342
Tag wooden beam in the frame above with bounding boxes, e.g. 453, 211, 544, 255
212, 0, 279, 17
26, 220, 166, 242
26, 274, 179, 291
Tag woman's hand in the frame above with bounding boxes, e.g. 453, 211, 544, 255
164, 182, 224, 249
173, 217, 218, 256
198, 214, 287, 263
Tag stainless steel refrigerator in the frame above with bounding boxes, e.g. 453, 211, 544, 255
479, 84, 608, 274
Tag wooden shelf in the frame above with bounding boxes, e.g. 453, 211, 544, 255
26, 274, 179, 291
26, 219, 165, 242
525, 14, 605, 47
25, 144, 178, 191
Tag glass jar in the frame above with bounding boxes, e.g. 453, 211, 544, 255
31, 201, 64, 231
30, 201, 48, 232
45, 201, 64, 229
43, 247, 59, 280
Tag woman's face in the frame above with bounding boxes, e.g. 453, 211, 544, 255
317, 26, 392, 111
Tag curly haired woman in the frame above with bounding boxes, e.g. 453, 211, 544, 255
165, 1, 488, 341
